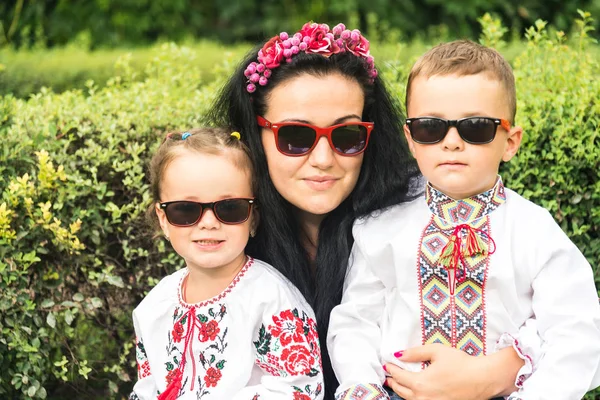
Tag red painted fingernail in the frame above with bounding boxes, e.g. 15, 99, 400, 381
383, 365, 388, 372
394, 351, 404, 358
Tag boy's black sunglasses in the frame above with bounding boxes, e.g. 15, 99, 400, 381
159, 198, 255, 226
405, 116, 511, 145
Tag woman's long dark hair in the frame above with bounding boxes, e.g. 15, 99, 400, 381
208, 44, 421, 399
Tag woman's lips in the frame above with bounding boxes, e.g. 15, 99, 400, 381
304, 176, 338, 190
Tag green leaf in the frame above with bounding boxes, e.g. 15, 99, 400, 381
73, 293, 84, 302
90, 297, 103, 308
41, 299, 55, 308
46, 313, 56, 329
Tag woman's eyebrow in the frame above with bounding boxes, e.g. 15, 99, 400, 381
279, 114, 362, 125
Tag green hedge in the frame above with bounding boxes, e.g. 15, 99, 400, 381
0, 15, 599, 399
0, 41, 250, 98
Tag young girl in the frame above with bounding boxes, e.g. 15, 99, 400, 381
130, 128, 324, 399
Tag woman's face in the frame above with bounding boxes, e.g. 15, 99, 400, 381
261, 73, 365, 219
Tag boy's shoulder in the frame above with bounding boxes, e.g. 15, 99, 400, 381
244, 258, 309, 304
504, 187, 556, 223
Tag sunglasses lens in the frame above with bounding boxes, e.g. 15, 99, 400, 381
277, 125, 317, 155
165, 202, 202, 226
458, 118, 497, 144
331, 125, 368, 155
214, 199, 251, 224
410, 119, 447, 143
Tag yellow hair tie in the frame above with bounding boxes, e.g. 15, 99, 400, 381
231, 131, 241, 140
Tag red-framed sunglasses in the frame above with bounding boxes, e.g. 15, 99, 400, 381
257, 116, 374, 156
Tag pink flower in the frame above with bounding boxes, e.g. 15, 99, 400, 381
346, 34, 371, 57
299, 22, 339, 56
259, 36, 285, 69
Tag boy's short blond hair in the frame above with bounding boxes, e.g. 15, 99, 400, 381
406, 40, 516, 123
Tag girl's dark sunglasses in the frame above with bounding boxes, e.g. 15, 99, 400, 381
159, 198, 255, 226
257, 116, 374, 156
405, 116, 511, 145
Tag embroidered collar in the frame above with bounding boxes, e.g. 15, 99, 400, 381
425, 177, 506, 223
177, 256, 254, 308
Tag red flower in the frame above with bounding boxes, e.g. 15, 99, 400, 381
159, 369, 182, 400
204, 367, 222, 388
281, 344, 315, 376
300, 22, 338, 56
198, 320, 220, 342
269, 310, 304, 346
259, 36, 285, 69
346, 35, 370, 57
165, 368, 181, 385
172, 321, 184, 343
293, 393, 311, 400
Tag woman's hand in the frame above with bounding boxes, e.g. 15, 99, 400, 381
384, 344, 523, 400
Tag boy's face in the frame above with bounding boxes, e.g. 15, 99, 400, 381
404, 73, 522, 199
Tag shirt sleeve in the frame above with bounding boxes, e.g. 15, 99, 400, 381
130, 310, 159, 400
327, 241, 389, 399
506, 212, 600, 400
232, 284, 324, 400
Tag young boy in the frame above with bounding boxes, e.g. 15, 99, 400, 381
327, 40, 600, 400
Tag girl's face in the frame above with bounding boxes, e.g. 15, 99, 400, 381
260, 73, 365, 219
155, 149, 255, 274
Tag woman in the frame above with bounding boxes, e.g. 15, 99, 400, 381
209, 22, 529, 400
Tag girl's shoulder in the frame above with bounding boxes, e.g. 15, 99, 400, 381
240, 258, 313, 311
134, 268, 187, 315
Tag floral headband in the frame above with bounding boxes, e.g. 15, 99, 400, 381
244, 22, 378, 93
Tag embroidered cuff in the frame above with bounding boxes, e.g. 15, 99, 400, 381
495, 333, 536, 388
335, 383, 389, 400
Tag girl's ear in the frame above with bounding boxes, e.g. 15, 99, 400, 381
155, 203, 171, 240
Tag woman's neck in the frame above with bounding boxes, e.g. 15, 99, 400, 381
295, 209, 326, 262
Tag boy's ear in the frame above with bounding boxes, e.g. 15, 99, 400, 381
155, 203, 171, 239
403, 124, 416, 157
502, 125, 523, 162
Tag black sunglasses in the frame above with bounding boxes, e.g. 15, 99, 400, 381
159, 198, 255, 226
257, 116, 374, 156
405, 116, 511, 145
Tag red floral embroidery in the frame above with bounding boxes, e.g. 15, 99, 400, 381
198, 320, 220, 342
254, 308, 323, 394
204, 367, 222, 388
165, 368, 180, 385
138, 360, 151, 378
293, 393, 311, 400
158, 368, 182, 400
172, 321, 184, 343
281, 344, 315, 375
269, 309, 305, 346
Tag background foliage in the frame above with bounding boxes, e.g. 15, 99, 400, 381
1, 0, 600, 48
0, 11, 599, 400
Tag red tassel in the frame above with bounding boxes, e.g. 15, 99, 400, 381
158, 370, 182, 400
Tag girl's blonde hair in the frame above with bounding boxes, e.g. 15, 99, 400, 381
146, 127, 255, 230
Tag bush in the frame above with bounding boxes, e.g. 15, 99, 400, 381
0, 41, 250, 98
0, 15, 599, 400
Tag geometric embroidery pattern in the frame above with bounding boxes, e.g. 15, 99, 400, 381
336, 383, 388, 400
417, 179, 506, 357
